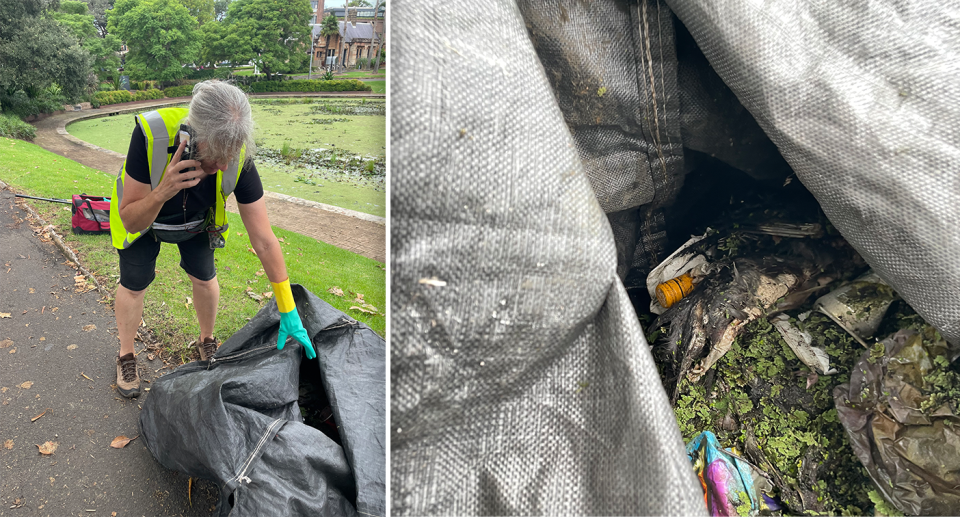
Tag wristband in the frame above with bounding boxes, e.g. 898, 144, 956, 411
271, 278, 296, 313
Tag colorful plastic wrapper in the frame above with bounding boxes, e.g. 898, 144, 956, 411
686, 431, 776, 516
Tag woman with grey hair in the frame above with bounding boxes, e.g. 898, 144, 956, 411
108, 80, 313, 397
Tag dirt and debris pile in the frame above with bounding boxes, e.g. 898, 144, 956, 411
642, 182, 957, 516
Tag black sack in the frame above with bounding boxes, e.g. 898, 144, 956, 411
139, 284, 385, 517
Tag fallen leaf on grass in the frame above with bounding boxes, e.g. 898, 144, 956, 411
185, 297, 193, 307
82, 324, 96, 331
262, 292, 274, 299
248, 248, 258, 256
254, 270, 264, 276
67, 344, 78, 350
3, 440, 12, 449
327, 287, 344, 297
353, 292, 365, 303
36, 441, 58, 455
245, 288, 263, 302
110, 435, 137, 449
350, 304, 379, 315
0, 339, 12, 348
19, 381, 33, 389
0, 313, 10, 319
31, 409, 50, 422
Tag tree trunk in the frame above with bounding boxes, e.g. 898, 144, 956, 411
372, 0, 383, 73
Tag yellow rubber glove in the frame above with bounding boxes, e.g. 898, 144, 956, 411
271, 279, 316, 360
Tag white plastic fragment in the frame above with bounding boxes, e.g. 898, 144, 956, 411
772, 314, 837, 376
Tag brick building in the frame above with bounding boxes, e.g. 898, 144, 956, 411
311, 2, 385, 69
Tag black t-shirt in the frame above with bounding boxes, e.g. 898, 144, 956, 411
125, 124, 264, 220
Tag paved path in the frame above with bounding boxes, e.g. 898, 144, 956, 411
0, 188, 220, 515
30, 94, 386, 263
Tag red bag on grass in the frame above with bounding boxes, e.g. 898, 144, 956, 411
71, 194, 111, 234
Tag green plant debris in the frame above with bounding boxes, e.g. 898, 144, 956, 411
672, 309, 880, 515
867, 489, 904, 516
597, 86, 607, 97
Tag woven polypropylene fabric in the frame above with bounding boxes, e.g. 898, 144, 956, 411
391, 0, 705, 514
667, 0, 960, 343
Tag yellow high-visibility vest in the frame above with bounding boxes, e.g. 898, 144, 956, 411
109, 107, 246, 249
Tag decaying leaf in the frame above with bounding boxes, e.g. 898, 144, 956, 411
28, 288, 35, 294
3, 439, 12, 449
419, 277, 448, 287
81, 373, 93, 381
254, 270, 264, 276
353, 292, 365, 303
147, 353, 155, 361
36, 441, 58, 455
31, 409, 49, 422
0, 339, 12, 348
248, 247, 258, 255
8, 349, 14, 354
19, 381, 33, 389
189, 476, 193, 507
263, 292, 274, 299
38, 337, 45, 341
67, 344, 78, 350
185, 297, 193, 306
245, 289, 263, 302
110, 435, 137, 449
350, 304, 379, 315
82, 324, 96, 332
327, 287, 344, 297
0, 313, 10, 319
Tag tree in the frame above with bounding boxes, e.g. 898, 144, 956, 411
51, 1, 122, 83
178, 0, 214, 26
108, 0, 201, 82
0, 0, 93, 105
214, 0, 231, 21
221, 0, 312, 79
345, 0, 370, 6
84, 0, 115, 38
371, 0, 384, 72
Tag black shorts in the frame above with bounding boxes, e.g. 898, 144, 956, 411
117, 231, 216, 291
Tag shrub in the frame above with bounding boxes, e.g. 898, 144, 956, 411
0, 90, 68, 119
213, 67, 232, 80
93, 89, 164, 106
185, 68, 217, 80
163, 85, 195, 98
0, 112, 37, 140
132, 80, 159, 91
98, 82, 115, 92
247, 79, 372, 93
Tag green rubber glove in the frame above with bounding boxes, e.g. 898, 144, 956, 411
272, 279, 316, 360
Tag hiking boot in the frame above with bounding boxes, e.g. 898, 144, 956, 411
194, 336, 220, 362
116, 353, 140, 398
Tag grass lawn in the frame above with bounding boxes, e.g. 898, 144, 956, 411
365, 81, 385, 94
66, 98, 385, 217
337, 70, 386, 79
0, 137, 385, 362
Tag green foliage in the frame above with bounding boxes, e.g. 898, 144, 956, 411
214, 0, 231, 21
83, 33, 123, 83
0, 0, 93, 104
220, 0, 313, 79
50, 0, 98, 42
0, 89, 68, 119
246, 79, 372, 93
108, 0, 201, 82
86, 0, 115, 37
867, 489, 904, 516
93, 88, 163, 105
163, 84, 195, 97
0, 113, 38, 140
177, 0, 214, 26
131, 80, 159, 90
346, 0, 371, 5
321, 70, 335, 81
320, 14, 339, 38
